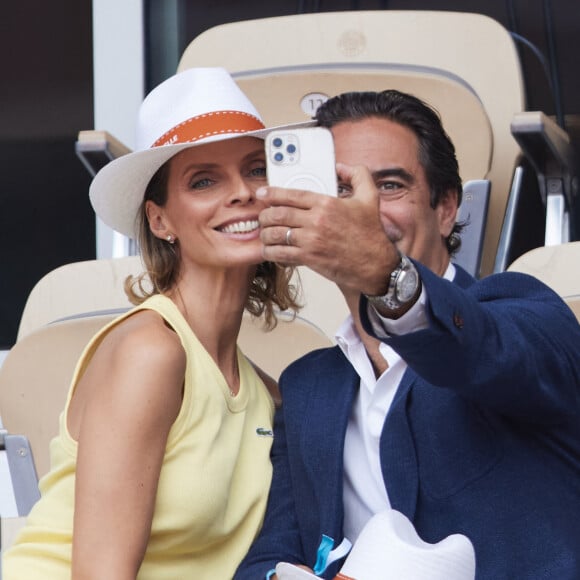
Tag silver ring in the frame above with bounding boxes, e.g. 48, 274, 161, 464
285, 228, 293, 246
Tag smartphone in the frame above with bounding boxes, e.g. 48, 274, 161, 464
265, 127, 337, 196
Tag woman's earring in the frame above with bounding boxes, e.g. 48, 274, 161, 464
166, 234, 175, 245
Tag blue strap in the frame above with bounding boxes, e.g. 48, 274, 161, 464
267, 535, 351, 579
313, 534, 335, 576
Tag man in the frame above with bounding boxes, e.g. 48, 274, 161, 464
235, 90, 580, 579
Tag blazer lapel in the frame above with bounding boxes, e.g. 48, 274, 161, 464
377, 266, 473, 520
379, 370, 419, 520
299, 348, 359, 541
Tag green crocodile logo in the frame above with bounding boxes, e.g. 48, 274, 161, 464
256, 427, 274, 437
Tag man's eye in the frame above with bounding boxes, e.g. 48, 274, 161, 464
337, 183, 352, 198
378, 181, 401, 191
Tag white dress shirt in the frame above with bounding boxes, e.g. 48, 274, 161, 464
337, 263, 455, 543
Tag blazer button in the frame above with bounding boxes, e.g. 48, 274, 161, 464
453, 312, 464, 329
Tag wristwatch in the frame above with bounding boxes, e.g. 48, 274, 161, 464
365, 252, 421, 311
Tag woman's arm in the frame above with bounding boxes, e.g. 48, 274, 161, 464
69, 311, 185, 580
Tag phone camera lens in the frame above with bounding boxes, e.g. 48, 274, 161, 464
274, 152, 284, 162
286, 144, 296, 154
272, 137, 283, 148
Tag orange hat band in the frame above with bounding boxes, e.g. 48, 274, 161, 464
152, 110, 265, 148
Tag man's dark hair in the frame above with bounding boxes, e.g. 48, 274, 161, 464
315, 90, 464, 255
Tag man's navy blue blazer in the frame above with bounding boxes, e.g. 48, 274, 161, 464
236, 264, 580, 579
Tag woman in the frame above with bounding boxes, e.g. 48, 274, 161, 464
4, 67, 299, 579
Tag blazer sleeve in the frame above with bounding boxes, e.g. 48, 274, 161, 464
360, 263, 580, 423
234, 395, 307, 579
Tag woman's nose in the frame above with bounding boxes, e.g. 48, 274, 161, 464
229, 177, 256, 205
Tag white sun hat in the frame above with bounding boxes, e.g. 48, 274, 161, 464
89, 66, 308, 239
276, 509, 476, 580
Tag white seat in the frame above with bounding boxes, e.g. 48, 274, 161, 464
1, 516, 27, 561
17, 256, 143, 341
507, 241, 580, 321
1, 314, 120, 479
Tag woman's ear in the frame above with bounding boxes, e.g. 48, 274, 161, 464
437, 188, 460, 238
145, 200, 171, 240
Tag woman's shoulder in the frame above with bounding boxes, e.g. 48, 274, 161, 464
68, 308, 186, 441
96, 308, 186, 376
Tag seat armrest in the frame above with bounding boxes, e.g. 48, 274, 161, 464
0, 431, 40, 516
75, 130, 132, 177
510, 111, 576, 205
511, 111, 578, 244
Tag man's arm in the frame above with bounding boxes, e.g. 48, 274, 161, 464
362, 262, 580, 423
258, 160, 580, 423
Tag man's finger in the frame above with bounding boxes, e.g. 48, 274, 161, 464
256, 185, 321, 209
261, 243, 302, 265
336, 163, 378, 204
260, 225, 300, 247
259, 204, 308, 229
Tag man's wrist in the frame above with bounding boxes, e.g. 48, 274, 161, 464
364, 253, 422, 318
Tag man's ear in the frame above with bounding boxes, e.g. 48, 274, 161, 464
437, 188, 460, 238
145, 200, 172, 240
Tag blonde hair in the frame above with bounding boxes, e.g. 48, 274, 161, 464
124, 160, 300, 328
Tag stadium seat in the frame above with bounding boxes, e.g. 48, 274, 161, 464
507, 241, 580, 321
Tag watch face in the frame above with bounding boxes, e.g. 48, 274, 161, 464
366, 253, 419, 311
396, 268, 419, 302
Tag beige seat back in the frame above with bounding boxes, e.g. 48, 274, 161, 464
178, 10, 525, 279
17, 256, 143, 341
18, 254, 343, 346
507, 241, 580, 321
0, 315, 118, 478
1, 516, 27, 557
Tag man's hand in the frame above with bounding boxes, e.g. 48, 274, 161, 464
258, 163, 399, 295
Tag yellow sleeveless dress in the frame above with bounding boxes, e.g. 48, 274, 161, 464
3, 294, 275, 579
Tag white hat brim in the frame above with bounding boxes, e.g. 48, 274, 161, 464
339, 510, 476, 580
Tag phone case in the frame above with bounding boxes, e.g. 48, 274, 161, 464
266, 127, 337, 196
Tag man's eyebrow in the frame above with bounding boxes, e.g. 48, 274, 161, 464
371, 168, 414, 183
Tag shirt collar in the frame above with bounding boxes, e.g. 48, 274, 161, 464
443, 261, 456, 281
335, 314, 359, 355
